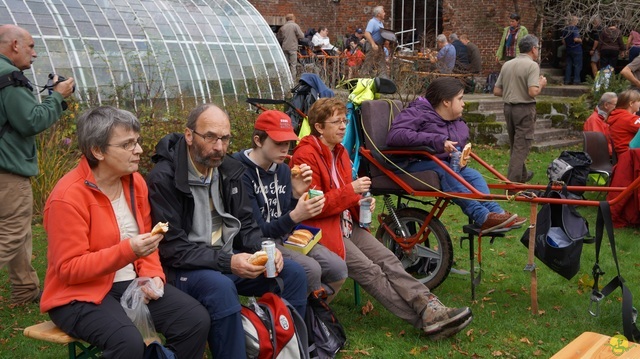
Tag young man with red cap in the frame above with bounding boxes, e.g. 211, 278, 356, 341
233, 110, 347, 300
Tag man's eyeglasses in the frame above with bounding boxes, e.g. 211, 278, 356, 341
192, 130, 232, 144
107, 137, 143, 151
325, 119, 349, 126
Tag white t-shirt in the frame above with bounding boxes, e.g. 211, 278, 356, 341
112, 190, 138, 283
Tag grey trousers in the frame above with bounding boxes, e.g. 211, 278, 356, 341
344, 226, 431, 329
284, 49, 298, 79
504, 103, 537, 182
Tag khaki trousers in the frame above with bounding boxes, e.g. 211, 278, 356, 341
504, 103, 537, 182
0, 172, 40, 304
345, 226, 430, 329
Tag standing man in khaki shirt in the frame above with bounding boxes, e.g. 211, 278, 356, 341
494, 34, 546, 184
277, 14, 304, 80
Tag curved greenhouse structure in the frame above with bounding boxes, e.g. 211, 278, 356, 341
0, 0, 293, 110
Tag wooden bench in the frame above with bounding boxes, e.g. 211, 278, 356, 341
23, 321, 101, 359
551, 331, 640, 358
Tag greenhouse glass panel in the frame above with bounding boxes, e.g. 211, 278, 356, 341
1, 0, 292, 110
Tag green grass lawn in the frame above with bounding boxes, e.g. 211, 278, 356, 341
2, 144, 639, 358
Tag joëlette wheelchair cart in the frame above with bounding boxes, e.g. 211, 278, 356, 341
345, 81, 640, 316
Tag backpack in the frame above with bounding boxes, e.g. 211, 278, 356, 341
547, 151, 592, 198
286, 81, 318, 134
242, 293, 310, 359
483, 72, 498, 93
305, 289, 347, 359
520, 184, 590, 280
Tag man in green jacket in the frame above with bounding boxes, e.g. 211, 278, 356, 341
0, 24, 75, 305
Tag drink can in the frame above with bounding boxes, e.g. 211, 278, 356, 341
308, 188, 323, 200
262, 240, 277, 278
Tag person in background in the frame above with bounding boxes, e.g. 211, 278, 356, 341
562, 16, 582, 85
348, 28, 366, 51
277, 13, 304, 80
460, 34, 482, 74
496, 13, 528, 63
364, 5, 388, 77
345, 39, 366, 79
608, 90, 640, 158
387, 77, 526, 232
627, 27, 640, 63
620, 54, 640, 92
146, 103, 307, 358
232, 110, 347, 301
430, 34, 456, 74
584, 16, 603, 78
494, 35, 547, 185
0, 24, 75, 305
583, 92, 617, 156
312, 27, 340, 56
41, 106, 210, 359
292, 97, 473, 341
598, 21, 624, 70
449, 33, 469, 73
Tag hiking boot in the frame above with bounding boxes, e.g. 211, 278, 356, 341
504, 212, 528, 228
422, 296, 472, 335
429, 316, 473, 341
479, 212, 517, 233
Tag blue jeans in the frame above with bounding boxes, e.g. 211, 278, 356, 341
173, 259, 307, 358
564, 51, 583, 84
403, 160, 503, 225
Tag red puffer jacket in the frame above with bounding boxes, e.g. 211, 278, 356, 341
291, 135, 362, 259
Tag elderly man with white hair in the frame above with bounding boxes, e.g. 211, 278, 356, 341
430, 34, 456, 74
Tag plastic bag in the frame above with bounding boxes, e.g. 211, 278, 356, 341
120, 277, 164, 344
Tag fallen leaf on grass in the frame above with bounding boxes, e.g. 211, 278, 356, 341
361, 300, 374, 315
408, 347, 423, 355
492, 350, 503, 356
552, 305, 562, 312
486, 289, 496, 295
520, 337, 532, 345
398, 330, 405, 337
453, 344, 469, 356
533, 349, 543, 356
385, 332, 392, 337
354, 349, 370, 355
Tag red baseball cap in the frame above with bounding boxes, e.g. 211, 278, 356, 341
255, 110, 299, 142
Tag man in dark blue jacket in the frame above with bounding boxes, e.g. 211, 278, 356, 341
146, 103, 307, 359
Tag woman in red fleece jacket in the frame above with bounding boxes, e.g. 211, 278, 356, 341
41, 106, 208, 359
608, 90, 640, 158
291, 97, 472, 340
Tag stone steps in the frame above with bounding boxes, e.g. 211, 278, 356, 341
464, 93, 582, 152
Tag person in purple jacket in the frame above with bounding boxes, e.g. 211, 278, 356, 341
386, 77, 526, 233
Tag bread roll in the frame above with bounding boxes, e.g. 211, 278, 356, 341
151, 222, 169, 236
459, 143, 472, 168
291, 165, 301, 176
287, 229, 314, 246
248, 251, 268, 266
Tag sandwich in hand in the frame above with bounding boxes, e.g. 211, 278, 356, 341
151, 222, 169, 236
248, 251, 268, 266
459, 143, 472, 168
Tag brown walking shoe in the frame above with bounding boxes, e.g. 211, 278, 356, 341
422, 296, 472, 337
504, 212, 527, 228
479, 212, 517, 233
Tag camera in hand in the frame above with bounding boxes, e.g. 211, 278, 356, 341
46, 73, 75, 94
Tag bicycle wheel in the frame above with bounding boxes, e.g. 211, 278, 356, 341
376, 207, 453, 290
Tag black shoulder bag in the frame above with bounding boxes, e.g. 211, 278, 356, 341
520, 182, 590, 280
589, 201, 640, 342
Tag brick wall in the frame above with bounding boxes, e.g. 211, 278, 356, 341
442, 0, 538, 74
250, 0, 538, 75
251, 0, 393, 46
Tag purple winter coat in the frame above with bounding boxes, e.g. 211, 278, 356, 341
386, 97, 469, 161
